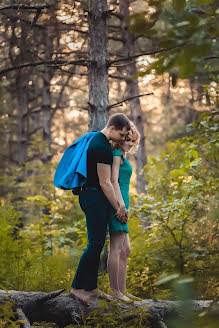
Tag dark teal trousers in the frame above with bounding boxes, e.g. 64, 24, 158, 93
71, 187, 110, 291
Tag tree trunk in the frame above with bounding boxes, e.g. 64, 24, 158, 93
16, 20, 30, 165
88, 0, 109, 131
0, 289, 214, 328
41, 36, 53, 163
119, 0, 147, 194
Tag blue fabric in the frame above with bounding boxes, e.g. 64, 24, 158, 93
54, 131, 99, 190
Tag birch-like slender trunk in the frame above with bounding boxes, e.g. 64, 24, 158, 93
119, 0, 147, 194
88, 0, 109, 131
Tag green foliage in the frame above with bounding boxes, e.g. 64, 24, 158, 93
173, 0, 187, 12
0, 112, 218, 327
131, 0, 218, 85
127, 111, 219, 300
0, 158, 87, 293
0, 301, 19, 328
76, 301, 150, 328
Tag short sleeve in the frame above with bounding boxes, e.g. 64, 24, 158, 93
112, 149, 123, 157
94, 145, 113, 165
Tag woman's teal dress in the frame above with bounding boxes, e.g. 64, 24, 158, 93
109, 149, 133, 235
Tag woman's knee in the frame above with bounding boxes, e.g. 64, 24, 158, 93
109, 243, 123, 258
121, 243, 131, 258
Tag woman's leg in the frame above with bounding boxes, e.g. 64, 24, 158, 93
118, 234, 141, 300
118, 233, 131, 293
107, 231, 130, 301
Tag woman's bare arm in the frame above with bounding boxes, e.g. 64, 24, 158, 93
111, 156, 125, 208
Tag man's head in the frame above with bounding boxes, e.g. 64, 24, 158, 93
106, 113, 130, 142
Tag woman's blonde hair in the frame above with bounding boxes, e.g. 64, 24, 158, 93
111, 121, 140, 153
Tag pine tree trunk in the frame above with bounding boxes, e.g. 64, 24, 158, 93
0, 289, 214, 328
16, 20, 30, 165
42, 36, 53, 163
88, 0, 109, 131
119, 0, 147, 194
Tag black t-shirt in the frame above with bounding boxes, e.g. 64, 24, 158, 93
86, 132, 113, 187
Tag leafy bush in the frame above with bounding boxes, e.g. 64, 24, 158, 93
127, 111, 219, 300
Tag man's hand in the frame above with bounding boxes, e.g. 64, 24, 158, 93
116, 205, 128, 223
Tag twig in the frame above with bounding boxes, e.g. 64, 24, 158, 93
28, 127, 42, 136
0, 59, 89, 76
51, 75, 72, 118
110, 60, 137, 68
109, 74, 126, 80
109, 44, 186, 65
204, 55, 219, 60
0, 5, 49, 11
31, 8, 42, 28
108, 93, 153, 109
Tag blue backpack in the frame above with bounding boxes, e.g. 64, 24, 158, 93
54, 131, 99, 194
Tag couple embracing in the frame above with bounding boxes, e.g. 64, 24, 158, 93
68, 113, 140, 305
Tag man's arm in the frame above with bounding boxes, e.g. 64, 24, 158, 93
97, 163, 127, 222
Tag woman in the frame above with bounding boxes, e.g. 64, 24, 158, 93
107, 122, 141, 302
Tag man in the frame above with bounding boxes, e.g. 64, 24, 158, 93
70, 113, 131, 305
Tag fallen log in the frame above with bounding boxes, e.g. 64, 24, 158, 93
0, 289, 214, 328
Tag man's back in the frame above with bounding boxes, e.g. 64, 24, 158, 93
86, 132, 113, 187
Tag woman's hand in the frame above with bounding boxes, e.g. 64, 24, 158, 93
116, 204, 128, 223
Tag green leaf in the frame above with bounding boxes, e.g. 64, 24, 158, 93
173, 0, 186, 11
27, 195, 47, 202
178, 60, 197, 79
169, 169, 188, 177
186, 123, 195, 133
191, 149, 199, 159
177, 277, 194, 284
186, 43, 212, 58
156, 273, 180, 285
176, 21, 190, 27
195, 0, 216, 5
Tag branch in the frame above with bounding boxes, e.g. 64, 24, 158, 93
0, 13, 46, 29
109, 44, 186, 66
108, 93, 153, 109
28, 127, 42, 136
109, 74, 126, 80
37, 288, 65, 304
110, 12, 123, 19
204, 55, 219, 60
0, 5, 49, 11
51, 75, 72, 118
0, 59, 89, 76
109, 36, 123, 42
14, 307, 31, 328
31, 8, 42, 28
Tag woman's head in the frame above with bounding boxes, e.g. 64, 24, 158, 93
111, 121, 140, 153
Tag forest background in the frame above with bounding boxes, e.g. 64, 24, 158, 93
0, 0, 218, 327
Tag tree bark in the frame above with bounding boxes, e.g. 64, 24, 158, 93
88, 0, 109, 131
41, 29, 53, 163
0, 289, 214, 328
119, 0, 147, 194
15, 20, 30, 165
